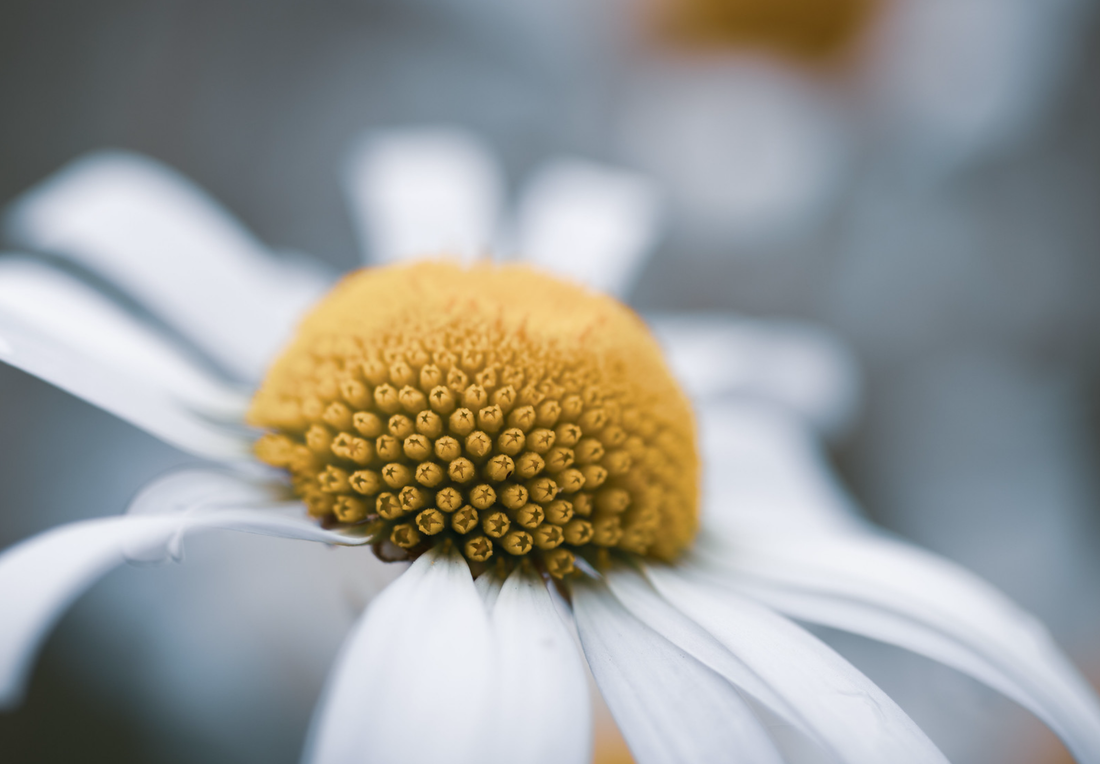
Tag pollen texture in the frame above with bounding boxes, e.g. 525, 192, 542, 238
249, 262, 698, 577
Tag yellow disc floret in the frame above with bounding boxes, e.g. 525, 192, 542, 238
249, 261, 698, 578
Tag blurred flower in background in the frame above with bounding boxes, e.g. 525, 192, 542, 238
650, 0, 877, 60
0, 0, 1098, 762
620, 0, 1093, 254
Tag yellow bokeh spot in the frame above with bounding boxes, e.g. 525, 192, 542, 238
651, 0, 881, 63
249, 262, 699, 576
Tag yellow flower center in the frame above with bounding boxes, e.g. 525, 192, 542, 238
248, 262, 698, 578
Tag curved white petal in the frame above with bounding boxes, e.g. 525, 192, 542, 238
489, 566, 591, 764
649, 314, 861, 438
122, 468, 369, 561
0, 480, 362, 709
343, 127, 504, 265
572, 578, 784, 764
304, 546, 493, 764
511, 159, 661, 297
696, 400, 863, 537
601, 568, 819, 743
183, 507, 368, 546
126, 468, 282, 518
632, 566, 950, 764
0, 515, 181, 708
700, 531, 1100, 763
3, 151, 332, 380
0, 257, 248, 419
0, 310, 250, 460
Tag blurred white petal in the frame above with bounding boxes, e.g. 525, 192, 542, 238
870, 0, 1087, 175
0, 487, 362, 709
696, 400, 863, 537
512, 159, 661, 297
0, 256, 248, 419
3, 151, 332, 381
620, 61, 847, 246
488, 565, 591, 764
0, 310, 250, 460
650, 314, 861, 438
636, 566, 950, 764
304, 546, 492, 764
702, 532, 1100, 763
343, 127, 504, 265
572, 578, 784, 764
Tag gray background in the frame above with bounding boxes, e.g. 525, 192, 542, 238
1, 1, 1098, 762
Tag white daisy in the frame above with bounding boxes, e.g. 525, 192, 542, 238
616, 0, 1092, 246
1, 128, 1098, 764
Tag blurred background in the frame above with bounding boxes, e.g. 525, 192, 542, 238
1, 0, 1099, 762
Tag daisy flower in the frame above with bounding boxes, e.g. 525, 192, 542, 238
1, 129, 1099, 764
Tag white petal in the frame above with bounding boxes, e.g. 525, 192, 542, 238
0, 310, 250, 460
602, 568, 819, 746
702, 531, 1100, 763
870, 0, 1085, 175
618, 62, 847, 246
572, 578, 784, 764
125, 468, 282, 518
0, 515, 181, 708
343, 127, 504, 265
637, 566, 950, 764
0, 257, 249, 419
649, 314, 861, 437
695, 399, 863, 537
3, 151, 332, 380
122, 468, 370, 561
0, 481, 361, 709
304, 546, 493, 764
184, 507, 370, 547
474, 567, 505, 610
489, 566, 590, 764
511, 159, 661, 297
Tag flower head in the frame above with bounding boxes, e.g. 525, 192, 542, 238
0, 132, 1099, 764
250, 262, 697, 574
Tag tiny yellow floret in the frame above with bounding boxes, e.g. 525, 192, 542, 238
249, 262, 698, 577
